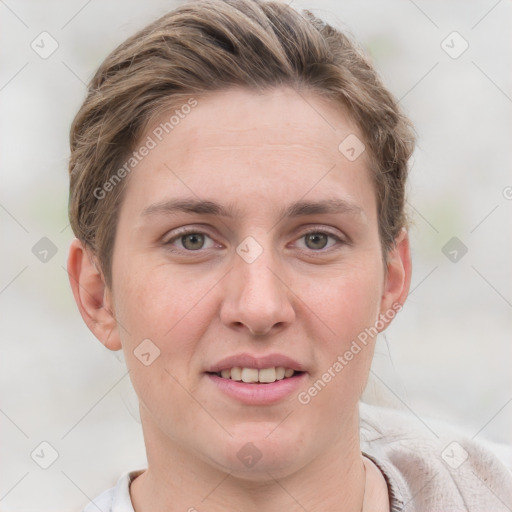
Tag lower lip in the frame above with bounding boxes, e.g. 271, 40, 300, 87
206, 373, 306, 405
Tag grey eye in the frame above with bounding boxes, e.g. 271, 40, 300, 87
304, 233, 329, 250
181, 233, 205, 250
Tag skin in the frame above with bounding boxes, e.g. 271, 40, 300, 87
68, 87, 411, 511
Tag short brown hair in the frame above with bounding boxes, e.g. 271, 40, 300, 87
68, 0, 415, 287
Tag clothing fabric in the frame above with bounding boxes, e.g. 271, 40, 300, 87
83, 403, 512, 511
359, 402, 512, 511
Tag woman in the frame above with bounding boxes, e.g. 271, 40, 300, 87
66, 0, 512, 510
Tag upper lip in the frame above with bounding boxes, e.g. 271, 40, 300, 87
206, 353, 306, 373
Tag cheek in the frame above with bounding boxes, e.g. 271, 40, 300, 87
112, 265, 213, 435
297, 262, 382, 404
114, 258, 202, 336
112, 259, 221, 377
304, 262, 383, 339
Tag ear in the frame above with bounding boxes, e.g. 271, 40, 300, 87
67, 238, 121, 351
378, 229, 412, 329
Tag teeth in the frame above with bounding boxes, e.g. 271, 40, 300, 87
216, 366, 297, 383
258, 367, 276, 383
231, 367, 242, 381
241, 368, 259, 383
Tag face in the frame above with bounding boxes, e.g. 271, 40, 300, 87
95, 87, 407, 479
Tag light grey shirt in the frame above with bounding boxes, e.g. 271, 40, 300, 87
83, 403, 512, 511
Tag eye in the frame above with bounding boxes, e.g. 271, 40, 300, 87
163, 227, 345, 253
165, 230, 217, 251
295, 230, 344, 251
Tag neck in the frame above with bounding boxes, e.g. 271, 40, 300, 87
131, 407, 366, 512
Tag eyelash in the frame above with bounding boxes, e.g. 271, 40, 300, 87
163, 227, 346, 254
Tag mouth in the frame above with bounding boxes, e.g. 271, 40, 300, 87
205, 366, 307, 405
205, 353, 307, 404
207, 366, 304, 384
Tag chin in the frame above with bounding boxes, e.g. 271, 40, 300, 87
204, 427, 310, 480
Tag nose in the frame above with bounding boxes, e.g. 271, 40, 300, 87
219, 243, 295, 337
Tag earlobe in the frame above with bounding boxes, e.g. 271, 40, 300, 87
67, 238, 122, 351
379, 229, 412, 326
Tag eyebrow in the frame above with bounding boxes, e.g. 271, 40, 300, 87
141, 197, 364, 219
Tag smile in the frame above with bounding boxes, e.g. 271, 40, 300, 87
212, 366, 299, 383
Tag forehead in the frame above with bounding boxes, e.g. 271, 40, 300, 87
159, 87, 362, 159
123, 87, 376, 219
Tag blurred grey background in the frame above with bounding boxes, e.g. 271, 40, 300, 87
1, 0, 511, 510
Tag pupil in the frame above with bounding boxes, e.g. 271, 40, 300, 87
183, 233, 204, 250
306, 233, 327, 250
